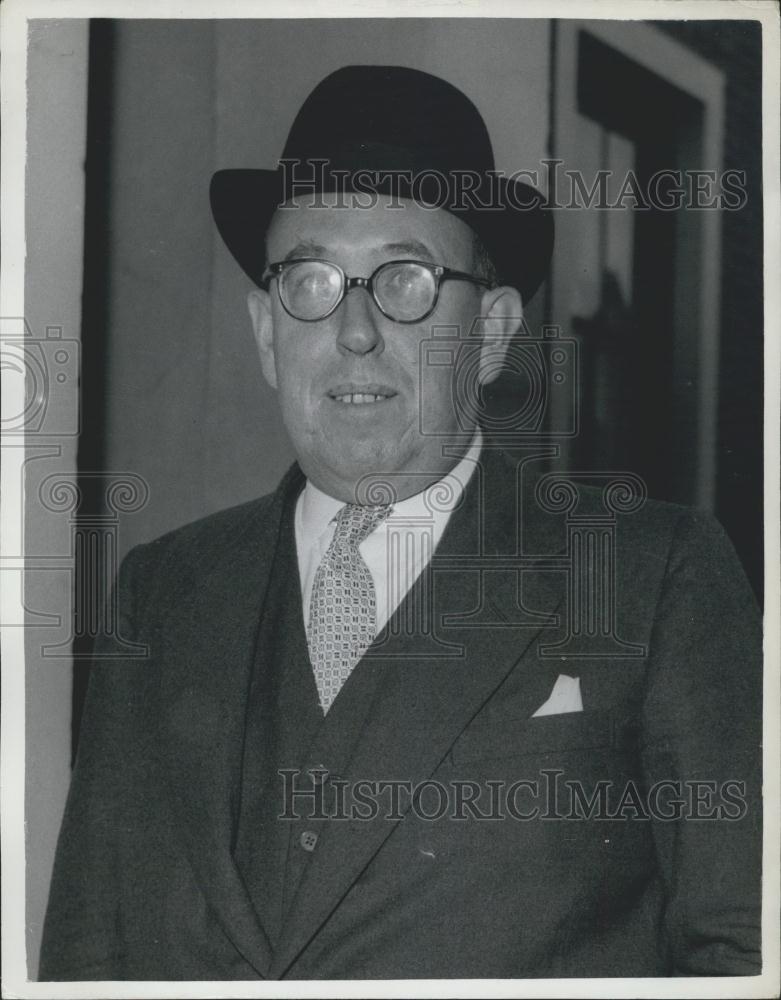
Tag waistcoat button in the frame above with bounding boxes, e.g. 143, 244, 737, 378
300, 830, 319, 852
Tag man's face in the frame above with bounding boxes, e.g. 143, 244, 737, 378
248, 196, 520, 502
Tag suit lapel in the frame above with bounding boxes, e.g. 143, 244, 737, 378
158, 464, 304, 978
272, 448, 566, 977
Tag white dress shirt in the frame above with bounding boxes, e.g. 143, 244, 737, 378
295, 432, 482, 634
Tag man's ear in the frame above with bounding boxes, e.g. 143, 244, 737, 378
476, 285, 524, 386
247, 288, 277, 389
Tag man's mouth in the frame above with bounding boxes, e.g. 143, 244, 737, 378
328, 384, 397, 405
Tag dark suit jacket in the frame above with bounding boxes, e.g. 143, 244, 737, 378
39, 449, 762, 980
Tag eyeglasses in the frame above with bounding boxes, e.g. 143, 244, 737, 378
262, 258, 494, 324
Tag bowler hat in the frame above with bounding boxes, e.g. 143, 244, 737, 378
210, 65, 553, 304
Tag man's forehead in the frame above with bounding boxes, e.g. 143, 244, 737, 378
276, 235, 440, 263
265, 197, 476, 264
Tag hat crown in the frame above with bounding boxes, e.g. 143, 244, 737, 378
282, 65, 496, 177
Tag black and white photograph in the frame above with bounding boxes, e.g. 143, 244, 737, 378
1, 1, 779, 995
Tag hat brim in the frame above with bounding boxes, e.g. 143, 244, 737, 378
210, 168, 553, 305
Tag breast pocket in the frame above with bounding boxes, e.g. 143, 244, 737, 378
450, 709, 623, 765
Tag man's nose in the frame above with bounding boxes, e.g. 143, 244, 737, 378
334, 285, 385, 356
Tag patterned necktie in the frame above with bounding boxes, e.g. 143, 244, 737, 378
307, 503, 392, 713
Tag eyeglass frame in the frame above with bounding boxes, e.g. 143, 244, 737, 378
261, 257, 495, 324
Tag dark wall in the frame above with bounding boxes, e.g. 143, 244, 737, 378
656, 20, 764, 599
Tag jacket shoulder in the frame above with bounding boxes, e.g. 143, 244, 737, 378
147, 490, 278, 552
117, 476, 299, 619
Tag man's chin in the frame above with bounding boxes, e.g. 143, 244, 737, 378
331, 446, 409, 488
305, 444, 466, 504
299, 437, 415, 501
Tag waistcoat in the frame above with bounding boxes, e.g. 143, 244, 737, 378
233, 483, 394, 949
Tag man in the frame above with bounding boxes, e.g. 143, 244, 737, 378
40, 65, 762, 980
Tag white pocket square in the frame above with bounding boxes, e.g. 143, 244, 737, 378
532, 674, 583, 717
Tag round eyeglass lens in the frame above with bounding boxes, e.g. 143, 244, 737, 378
280, 261, 343, 320
374, 262, 436, 321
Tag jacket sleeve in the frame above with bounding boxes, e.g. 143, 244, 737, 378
639, 509, 763, 975
38, 541, 157, 980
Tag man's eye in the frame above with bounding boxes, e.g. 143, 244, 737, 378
289, 266, 338, 296
303, 273, 330, 294
382, 265, 424, 296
